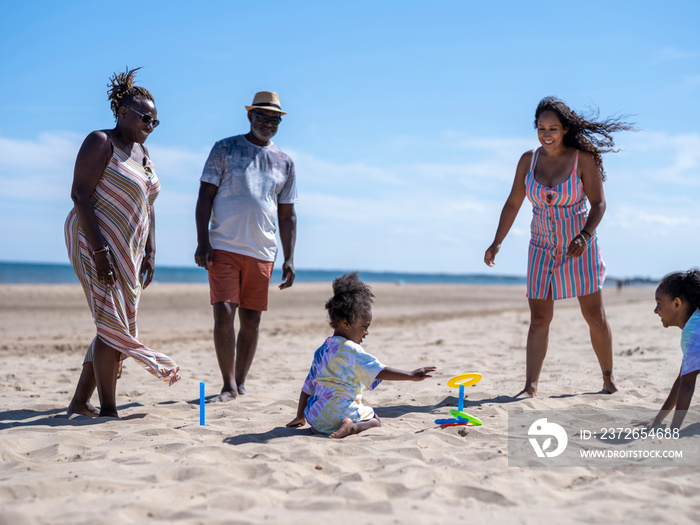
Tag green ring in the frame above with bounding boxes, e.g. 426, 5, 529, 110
449, 409, 483, 426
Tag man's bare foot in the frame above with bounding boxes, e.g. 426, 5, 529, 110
98, 409, 119, 418
237, 384, 247, 396
67, 401, 99, 418
209, 389, 237, 403
329, 418, 356, 439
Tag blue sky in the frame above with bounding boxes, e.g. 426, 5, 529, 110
1, 1, 698, 279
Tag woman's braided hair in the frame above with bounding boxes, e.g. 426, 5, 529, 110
325, 272, 374, 328
534, 96, 635, 181
658, 268, 700, 312
107, 67, 154, 120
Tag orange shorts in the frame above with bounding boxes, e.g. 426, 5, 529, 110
208, 250, 274, 311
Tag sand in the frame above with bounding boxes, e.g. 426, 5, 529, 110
1, 282, 698, 524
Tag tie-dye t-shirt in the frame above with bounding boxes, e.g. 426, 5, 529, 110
302, 336, 386, 434
681, 310, 700, 376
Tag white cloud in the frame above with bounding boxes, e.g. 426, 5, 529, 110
614, 131, 700, 186
650, 47, 700, 64
680, 75, 700, 90
286, 148, 403, 188
0, 132, 82, 171
439, 133, 534, 159
145, 144, 210, 187
0, 132, 81, 202
606, 204, 693, 231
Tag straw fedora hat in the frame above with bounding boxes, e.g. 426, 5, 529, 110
245, 91, 287, 115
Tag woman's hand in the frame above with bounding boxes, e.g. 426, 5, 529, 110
141, 207, 156, 288
484, 243, 501, 267
140, 250, 155, 288
410, 366, 437, 381
565, 232, 589, 258
94, 248, 116, 287
286, 416, 306, 428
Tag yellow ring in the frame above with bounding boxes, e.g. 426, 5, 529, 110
446, 373, 482, 388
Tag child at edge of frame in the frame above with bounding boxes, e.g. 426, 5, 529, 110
286, 272, 436, 438
649, 268, 700, 430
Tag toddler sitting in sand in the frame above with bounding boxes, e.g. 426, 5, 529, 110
286, 272, 435, 438
650, 269, 700, 430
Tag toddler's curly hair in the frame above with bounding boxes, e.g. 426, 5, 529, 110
658, 268, 700, 312
325, 272, 374, 328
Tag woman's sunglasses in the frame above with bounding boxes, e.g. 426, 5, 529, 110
125, 106, 160, 128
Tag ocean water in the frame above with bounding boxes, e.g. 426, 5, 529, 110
0, 261, 527, 286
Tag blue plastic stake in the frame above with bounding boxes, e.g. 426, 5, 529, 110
200, 382, 205, 426
458, 384, 464, 412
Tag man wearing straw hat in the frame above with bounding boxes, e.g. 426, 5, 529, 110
195, 91, 297, 402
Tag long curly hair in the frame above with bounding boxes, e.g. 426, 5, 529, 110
534, 96, 635, 181
107, 67, 154, 120
658, 268, 700, 313
325, 272, 374, 328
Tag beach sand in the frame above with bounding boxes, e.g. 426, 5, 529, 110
1, 282, 698, 524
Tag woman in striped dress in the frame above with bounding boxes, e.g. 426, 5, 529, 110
484, 97, 633, 397
65, 68, 180, 418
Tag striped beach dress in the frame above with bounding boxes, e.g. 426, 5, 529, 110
64, 138, 180, 385
525, 148, 606, 300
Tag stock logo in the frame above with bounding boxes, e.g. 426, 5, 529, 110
528, 418, 568, 458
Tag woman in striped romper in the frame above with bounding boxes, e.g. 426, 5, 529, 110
65, 68, 180, 418
484, 97, 634, 397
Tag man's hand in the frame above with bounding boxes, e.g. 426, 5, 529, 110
279, 260, 295, 289
194, 242, 214, 270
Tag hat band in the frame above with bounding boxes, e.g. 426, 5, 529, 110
251, 102, 281, 110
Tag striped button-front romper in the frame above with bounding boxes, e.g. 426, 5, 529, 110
64, 139, 180, 385
525, 148, 606, 300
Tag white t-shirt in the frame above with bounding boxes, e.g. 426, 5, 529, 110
200, 135, 298, 262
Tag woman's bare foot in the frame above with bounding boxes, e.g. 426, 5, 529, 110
601, 377, 620, 394
514, 388, 536, 398
67, 401, 99, 418
600, 371, 620, 394
329, 418, 356, 439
